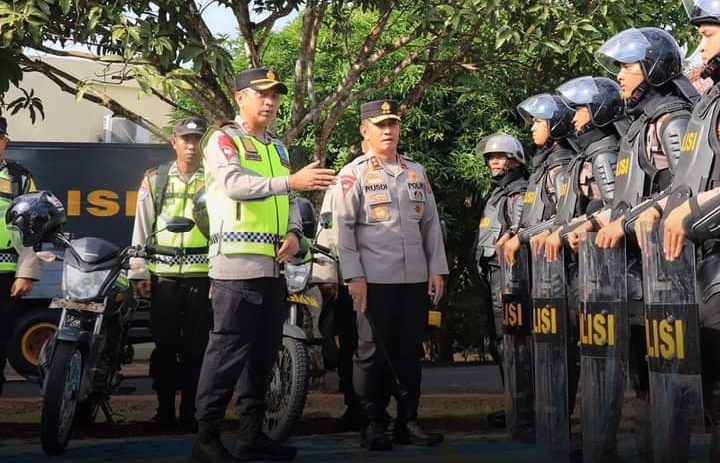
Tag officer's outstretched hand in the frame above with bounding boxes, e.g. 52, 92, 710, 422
348, 278, 367, 312
277, 233, 300, 263
634, 207, 661, 249
530, 230, 551, 258
503, 235, 521, 265
289, 161, 336, 191
596, 218, 625, 249
663, 201, 691, 262
428, 275, 444, 307
10, 277, 33, 298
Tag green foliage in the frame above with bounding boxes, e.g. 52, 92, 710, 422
0, 0, 699, 355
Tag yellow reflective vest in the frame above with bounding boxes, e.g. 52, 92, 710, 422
147, 165, 209, 275
0, 162, 35, 273
203, 126, 290, 258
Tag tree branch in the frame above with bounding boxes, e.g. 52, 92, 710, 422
18, 54, 167, 141
181, 0, 235, 93
231, 1, 261, 67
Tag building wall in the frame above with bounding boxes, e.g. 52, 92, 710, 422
4, 56, 173, 143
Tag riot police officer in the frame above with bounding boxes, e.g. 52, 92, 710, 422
0, 117, 41, 396
630, 3, 720, 460
190, 68, 335, 463
472, 133, 528, 400
563, 27, 698, 461
493, 93, 576, 444
333, 99, 448, 451
130, 118, 211, 433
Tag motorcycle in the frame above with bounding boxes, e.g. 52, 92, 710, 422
34, 211, 193, 455
263, 208, 337, 442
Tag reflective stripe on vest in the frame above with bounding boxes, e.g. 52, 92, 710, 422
147, 167, 209, 275
0, 166, 28, 273
203, 129, 290, 258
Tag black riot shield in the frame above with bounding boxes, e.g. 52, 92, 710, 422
531, 245, 570, 461
499, 244, 535, 442
639, 226, 704, 463
578, 233, 628, 463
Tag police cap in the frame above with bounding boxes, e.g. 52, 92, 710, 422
235, 68, 288, 94
360, 99, 401, 124
173, 117, 207, 136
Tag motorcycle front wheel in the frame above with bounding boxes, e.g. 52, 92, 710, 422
40, 341, 83, 455
263, 336, 309, 442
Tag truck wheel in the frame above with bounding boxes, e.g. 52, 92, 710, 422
8, 308, 59, 379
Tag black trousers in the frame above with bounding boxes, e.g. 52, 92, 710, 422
195, 278, 287, 423
0, 273, 19, 394
333, 285, 360, 411
149, 275, 211, 413
353, 282, 428, 423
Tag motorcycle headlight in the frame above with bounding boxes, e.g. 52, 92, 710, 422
286, 261, 312, 294
62, 263, 111, 300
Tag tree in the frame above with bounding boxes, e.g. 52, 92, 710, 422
0, 0, 490, 152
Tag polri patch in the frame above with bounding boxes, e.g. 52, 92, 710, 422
218, 133, 238, 161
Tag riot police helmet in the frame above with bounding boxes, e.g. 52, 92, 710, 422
476, 133, 527, 167
6, 191, 66, 248
517, 93, 575, 140
557, 76, 624, 128
596, 27, 683, 87
684, 0, 720, 26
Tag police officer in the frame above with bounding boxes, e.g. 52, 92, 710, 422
562, 27, 697, 461
493, 94, 575, 444
630, 2, 720, 459
0, 117, 41, 396
129, 117, 211, 433
500, 93, 576, 263
190, 68, 335, 463
473, 133, 528, 384
334, 99, 448, 451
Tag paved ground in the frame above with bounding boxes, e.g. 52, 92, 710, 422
0, 434, 713, 463
2, 364, 504, 398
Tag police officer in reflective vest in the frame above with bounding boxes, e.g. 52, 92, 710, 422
334, 99, 448, 451
190, 68, 334, 463
0, 117, 41, 396
130, 117, 211, 433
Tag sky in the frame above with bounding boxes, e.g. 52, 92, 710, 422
200, 1, 297, 38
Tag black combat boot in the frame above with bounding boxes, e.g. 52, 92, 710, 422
143, 389, 177, 432
393, 420, 443, 446
234, 415, 297, 461
363, 421, 393, 451
188, 421, 235, 463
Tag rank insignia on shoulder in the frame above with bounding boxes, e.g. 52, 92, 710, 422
241, 137, 261, 161
275, 143, 291, 168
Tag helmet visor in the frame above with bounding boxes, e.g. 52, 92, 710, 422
684, 0, 720, 19
595, 28, 651, 75
556, 76, 600, 108
517, 94, 561, 124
